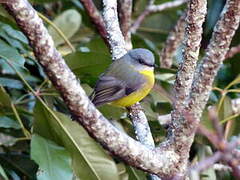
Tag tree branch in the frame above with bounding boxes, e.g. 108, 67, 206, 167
102, 0, 127, 60
167, 0, 240, 176
101, 2, 159, 179
190, 151, 223, 173
172, 0, 207, 115
168, 1, 207, 167
118, 0, 133, 50
79, 0, 109, 47
188, 0, 240, 120
160, 11, 186, 68
130, 0, 188, 33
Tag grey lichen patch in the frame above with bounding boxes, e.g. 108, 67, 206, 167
171, 0, 207, 127
160, 12, 186, 68
102, 0, 127, 60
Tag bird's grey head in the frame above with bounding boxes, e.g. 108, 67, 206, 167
128, 48, 155, 68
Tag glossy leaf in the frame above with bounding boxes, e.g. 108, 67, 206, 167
0, 39, 25, 74
65, 51, 111, 86
0, 77, 23, 89
0, 164, 8, 180
0, 116, 21, 129
48, 9, 81, 46
0, 86, 11, 107
33, 102, 119, 180
31, 134, 73, 180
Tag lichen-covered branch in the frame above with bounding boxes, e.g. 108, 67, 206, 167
161, 0, 207, 176
127, 103, 155, 148
102, 0, 127, 60
130, 0, 188, 33
128, 103, 160, 180
118, 0, 133, 50
188, 0, 240, 120
172, 0, 207, 115
168, 0, 240, 175
3, 0, 181, 178
102, 2, 159, 178
79, 0, 109, 47
168, 2, 207, 170
160, 11, 186, 68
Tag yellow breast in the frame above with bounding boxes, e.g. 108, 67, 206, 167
111, 70, 154, 107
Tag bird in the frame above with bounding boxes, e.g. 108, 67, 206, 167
90, 48, 155, 107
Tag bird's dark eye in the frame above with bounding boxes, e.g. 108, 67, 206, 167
138, 58, 145, 65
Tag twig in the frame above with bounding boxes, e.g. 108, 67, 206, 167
102, 0, 127, 60
130, 0, 188, 33
160, 11, 186, 68
118, 0, 133, 50
11, 102, 31, 138
213, 163, 232, 171
190, 139, 240, 177
79, 0, 109, 47
208, 107, 224, 140
197, 125, 219, 147
190, 151, 223, 173
225, 44, 240, 59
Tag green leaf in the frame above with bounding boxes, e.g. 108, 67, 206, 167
65, 51, 111, 86
0, 86, 11, 107
126, 166, 146, 180
219, 96, 233, 121
0, 153, 37, 179
0, 116, 21, 129
149, 88, 171, 104
141, 101, 158, 121
98, 104, 126, 120
0, 133, 17, 146
31, 134, 73, 180
82, 37, 109, 54
33, 102, 119, 180
0, 22, 28, 44
155, 73, 175, 84
0, 39, 25, 74
0, 164, 8, 180
0, 29, 26, 51
117, 163, 129, 180
48, 9, 81, 46
0, 77, 23, 89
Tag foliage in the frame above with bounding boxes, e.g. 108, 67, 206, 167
0, 0, 240, 179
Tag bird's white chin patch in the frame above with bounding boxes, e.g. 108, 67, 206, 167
143, 66, 154, 71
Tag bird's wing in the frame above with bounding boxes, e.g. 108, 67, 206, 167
90, 76, 127, 106
91, 61, 145, 106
